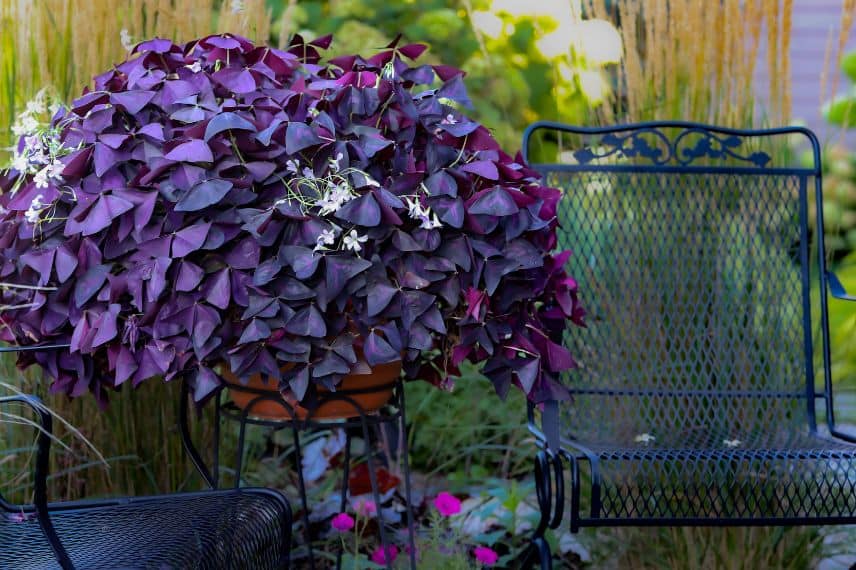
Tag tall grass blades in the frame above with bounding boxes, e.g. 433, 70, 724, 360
585, 0, 793, 128
0, 0, 271, 156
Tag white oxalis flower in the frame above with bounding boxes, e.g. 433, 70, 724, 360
317, 183, 354, 216
12, 114, 39, 137
314, 228, 338, 251
25, 194, 47, 224
420, 213, 442, 230
404, 196, 443, 230
343, 229, 368, 252
10, 151, 29, 174
33, 167, 50, 189
120, 29, 134, 52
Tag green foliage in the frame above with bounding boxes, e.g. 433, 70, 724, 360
277, 0, 612, 149
824, 50, 856, 128
597, 526, 823, 570
405, 364, 530, 483
822, 254, 856, 391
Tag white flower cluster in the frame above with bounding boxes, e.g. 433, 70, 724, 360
11, 90, 49, 138
24, 194, 48, 224
313, 225, 368, 254
5, 91, 70, 196
404, 195, 442, 230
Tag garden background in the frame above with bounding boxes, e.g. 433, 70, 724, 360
1, 0, 856, 567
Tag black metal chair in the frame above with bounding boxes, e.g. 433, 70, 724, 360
521, 122, 856, 568
1, 348, 292, 569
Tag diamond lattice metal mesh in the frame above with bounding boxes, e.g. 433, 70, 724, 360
546, 166, 856, 520
1, 489, 290, 569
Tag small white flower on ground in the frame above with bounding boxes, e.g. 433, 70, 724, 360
558, 532, 592, 562
343, 229, 368, 252
187, 61, 202, 73
723, 439, 742, 448
330, 152, 344, 172
25, 194, 46, 224
314, 228, 337, 251
120, 29, 134, 52
302, 167, 315, 179
286, 159, 300, 174
441, 113, 458, 125
634, 433, 655, 445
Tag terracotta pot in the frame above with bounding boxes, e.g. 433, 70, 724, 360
221, 358, 401, 421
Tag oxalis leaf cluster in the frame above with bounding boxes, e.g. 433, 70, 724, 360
0, 33, 584, 407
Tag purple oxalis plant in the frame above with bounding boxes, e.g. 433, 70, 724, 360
0, 33, 585, 407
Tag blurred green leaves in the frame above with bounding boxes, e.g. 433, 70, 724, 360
272, 0, 616, 149
824, 51, 856, 128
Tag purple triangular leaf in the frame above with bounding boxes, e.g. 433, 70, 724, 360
204, 112, 257, 141
164, 139, 214, 163
174, 179, 233, 212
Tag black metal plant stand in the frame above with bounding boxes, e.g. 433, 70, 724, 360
179, 378, 417, 570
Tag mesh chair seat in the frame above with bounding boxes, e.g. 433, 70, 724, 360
1, 488, 290, 569
521, 122, 856, 535
563, 411, 856, 521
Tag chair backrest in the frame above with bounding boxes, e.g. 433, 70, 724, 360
523, 122, 828, 448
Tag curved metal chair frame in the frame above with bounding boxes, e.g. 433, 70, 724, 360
0, 344, 292, 569
521, 121, 856, 569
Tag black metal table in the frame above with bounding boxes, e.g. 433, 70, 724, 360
179, 378, 417, 570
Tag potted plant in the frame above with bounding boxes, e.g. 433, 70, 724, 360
0, 33, 584, 419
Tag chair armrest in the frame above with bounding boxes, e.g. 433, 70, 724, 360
0, 394, 73, 569
827, 271, 856, 301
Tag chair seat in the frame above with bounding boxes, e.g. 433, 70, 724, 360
565, 428, 856, 521
1, 488, 290, 569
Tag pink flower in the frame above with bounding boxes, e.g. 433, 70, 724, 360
473, 546, 499, 566
330, 512, 354, 532
433, 491, 462, 517
353, 497, 377, 516
370, 545, 399, 565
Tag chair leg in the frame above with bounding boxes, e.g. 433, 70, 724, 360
535, 536, 553, 570
524, 449, 563, 569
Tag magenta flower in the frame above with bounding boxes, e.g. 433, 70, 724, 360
370, 545, 399, 565
433, 492, 462, 517
473, 546, 499, 566
330, 512, 354, 532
